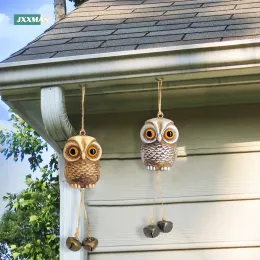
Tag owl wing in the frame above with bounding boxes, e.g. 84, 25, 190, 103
172, 146, 178, 165
86, 162, 100, 185
64, 163, 75, 186
64, 162, 84, 185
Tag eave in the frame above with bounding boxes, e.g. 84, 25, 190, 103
1, 38, 260, 153
1, 38, 260, 93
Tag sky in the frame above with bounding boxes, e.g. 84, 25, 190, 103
0, 114, 55, 215
0, 0, 75, 215
0, 0, 75, 62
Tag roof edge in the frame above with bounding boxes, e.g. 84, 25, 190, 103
1, 38, 260, 91
2, 38, 260, 67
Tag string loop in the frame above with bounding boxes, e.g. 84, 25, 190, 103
80, 130, 86, 136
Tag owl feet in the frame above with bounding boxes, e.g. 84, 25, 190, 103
69, 184, 96, 189
147, 166, 170, 171
160, 167, 170, 171
85, 184, 96, 188
70, 184, 81, 189
147, 166, 156, 171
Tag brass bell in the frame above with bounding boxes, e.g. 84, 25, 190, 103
157, 220, 173, 233
66, 237, 82, 251
143, 224, 160, 238
82, 237, 98, 251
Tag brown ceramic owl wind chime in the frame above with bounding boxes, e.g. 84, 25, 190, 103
64, 85, 102, 252
140, 78, 179, 238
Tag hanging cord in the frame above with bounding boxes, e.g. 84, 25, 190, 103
74, 189, 92, 239
156, 171, 166, 221
156, 78, 166, 220
148, 186, 157, 225
147, 78, 166, 224
148, 171, 167, 224
74, 189, 85, 239
76, 85, 92, 238
157, 78, 164, 118
79, 85, 86, 136
83, 203, 91, 238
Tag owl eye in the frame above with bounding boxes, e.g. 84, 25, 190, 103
68, 147, 80, 157
87, 146, 98, 157
164, 129, 175, 140
145, 128, 156, 140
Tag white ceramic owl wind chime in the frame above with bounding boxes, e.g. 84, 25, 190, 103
64, 86, 102, 252
140, 78, 179, 238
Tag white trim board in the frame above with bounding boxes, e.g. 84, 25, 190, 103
59, 155, 87, 260
89, 248, 260, 260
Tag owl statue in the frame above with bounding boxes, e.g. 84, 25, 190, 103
63, 135, 102, 189
140, 117, 179, 171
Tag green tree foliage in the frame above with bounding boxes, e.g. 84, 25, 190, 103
0, 113, 48, 171
69, 0, 85, 7
0, 112, 59, 260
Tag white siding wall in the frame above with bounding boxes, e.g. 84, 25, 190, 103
82, 103, 260, 260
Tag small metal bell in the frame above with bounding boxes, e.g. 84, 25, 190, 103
157, 220, 173, 233
82, 237, 98, 251
143, 224, 160, 238
66, 237, 82, 251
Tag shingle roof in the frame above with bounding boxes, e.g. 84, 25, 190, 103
3, 0, 260, 63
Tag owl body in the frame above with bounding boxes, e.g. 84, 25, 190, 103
64, 160, 100, 189
141, 141, 177, 170
140, 117, 179, 171
63, 135, 102, 189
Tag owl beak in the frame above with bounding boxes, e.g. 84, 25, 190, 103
82, 152, 86, 160
157, 134, 162, 142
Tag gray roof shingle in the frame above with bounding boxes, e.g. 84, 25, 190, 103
3, 0, 260, 63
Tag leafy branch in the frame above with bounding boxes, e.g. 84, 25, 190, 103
0, 112, 59, 260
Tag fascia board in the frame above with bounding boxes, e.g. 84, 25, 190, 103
1, 38, 260, 92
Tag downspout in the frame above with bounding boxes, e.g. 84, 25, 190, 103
41, 86, 85, 260
41, 86, 76, 149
